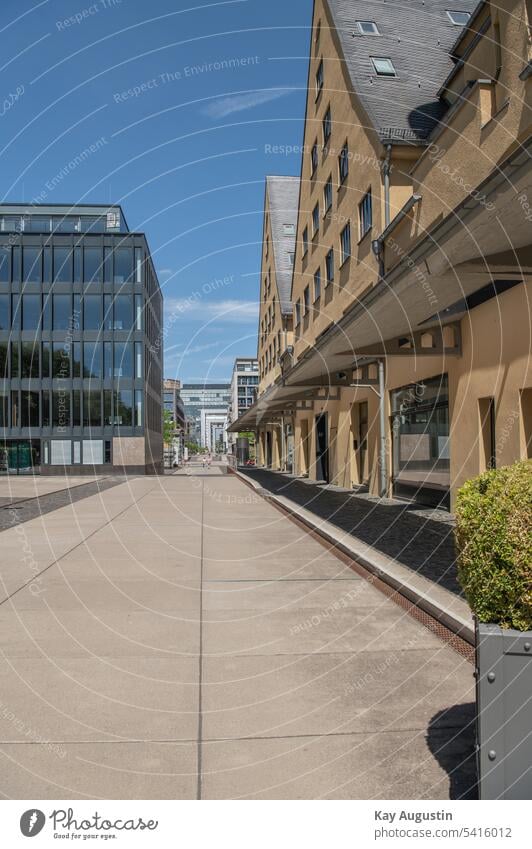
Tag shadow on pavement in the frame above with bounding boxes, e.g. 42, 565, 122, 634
426, 703, 478, 799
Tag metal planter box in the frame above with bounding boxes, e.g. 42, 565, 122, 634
476, 621, 532, 799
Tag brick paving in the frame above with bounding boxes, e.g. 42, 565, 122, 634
243, 468, 461, 596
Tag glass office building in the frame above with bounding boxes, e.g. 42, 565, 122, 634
0, 204, 163, 474
181, 383, 230, 446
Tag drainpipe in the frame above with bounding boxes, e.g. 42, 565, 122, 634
281, 414, 285, 471
383, 144, 392, 228
378, 359, 387, 498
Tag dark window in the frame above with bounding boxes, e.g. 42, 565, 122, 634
53, 294, 72, 331
41, 342, 50, 378
21, 391, 39, 428
25, 216, 50, 233
104, 342, 113, 379
43, 247, 52, 283
113, 342, 133, 378
324, 175, 333, 211
325, 248, 334, 284
52, 389, 71, 428
0, 294, 9, 330
114, 389, 133, 426
315, 59, 324, 95
83, 342, 102, 379
83, 390, 102, 428
359, 190, 373, 238
322, 106, 331, 143
73, 389, 81, 427
339, 142, 349, 183
0, 248, 10, 282
312, 203, 320, 236
104, 247, 113, 283
311, 141, 319, 174
114, 295, 133, 330
340, 223, 351, 264
83, 295, 101, 331
74, 247, 82, 283
11, 391, 19, 427
303, 285, 310, 315
302, 227, 309, 256
12, 247, 20, 282
104, 439, 112, 463
0, 343, 7, 379
21, 342, 39, 378
22, 294, 41, 331
22, 247, 41, 283
84, 247, 102, 282
114, 248, 134, 284
104, 389, 113, 425
11, 342, 19, 378
41, 391, 50, 426
52, 342, 70, 379
0, 390, 8, 427
72, 342, 81, 378
313, 268, 321, 301
53, 247, 72, 282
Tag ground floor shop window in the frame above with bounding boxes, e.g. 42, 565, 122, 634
391, 374, 450, 508
0, 439, 41, 474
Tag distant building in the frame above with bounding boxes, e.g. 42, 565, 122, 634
163, 378, 185, 435
227, 358, 258, 452
0, 203, 163, 475
181, 382, 230, 447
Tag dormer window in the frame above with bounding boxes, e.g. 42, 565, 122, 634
283, 223, 295, 236
371, 57, 396, 77
446, 10, 471, 25
357, 21, 379, 35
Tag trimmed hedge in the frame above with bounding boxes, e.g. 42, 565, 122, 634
455, 460, 532, 631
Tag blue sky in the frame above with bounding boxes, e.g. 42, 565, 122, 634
2, 0, 311, 381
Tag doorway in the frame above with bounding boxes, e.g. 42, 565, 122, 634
0, 440, 41, 475
315, 413, 329, 483
356, 401, 369, 486
265, 431, 272, 468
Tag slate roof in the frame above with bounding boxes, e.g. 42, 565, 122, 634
325, 0, 479, 143
266, 175, 300, 314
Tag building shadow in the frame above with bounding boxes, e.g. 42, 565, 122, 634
426, 703, 478, 799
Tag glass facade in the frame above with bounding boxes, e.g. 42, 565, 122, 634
0, 205, 162, 473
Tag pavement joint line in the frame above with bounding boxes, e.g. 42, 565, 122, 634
0, 480, 160, 609
196, 478, 205, 801
0, 723, 472, 746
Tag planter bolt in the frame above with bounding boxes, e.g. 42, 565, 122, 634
487, 672, 496, 682
488, 750, 497, 761
524, 643, 531, 652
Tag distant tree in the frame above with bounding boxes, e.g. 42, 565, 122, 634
163, 410, 175, 445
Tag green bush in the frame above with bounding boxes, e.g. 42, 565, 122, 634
455, 460, 532, 631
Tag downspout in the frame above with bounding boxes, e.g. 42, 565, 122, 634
378, 359, 387, 498
383, 144, 392, 228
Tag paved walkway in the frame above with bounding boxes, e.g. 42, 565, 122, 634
244, 468, 461, 595
0, 464, 475, 799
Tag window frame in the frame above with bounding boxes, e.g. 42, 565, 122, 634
338, 141, 349, 184
324, 175, 333, 212
311, 140, 319, 175
325, 248, 334, 285
357, 20, 380, 35
371, 56, 397, 77
312, 203, 320, 237
313, 268, 321, 302
322, 105, 332, 145
340, 223, 351, 266
302, 226, 309, 256
446, 10, 471, 25
358, 189, 373, 240
315, 58, 324, 98
303, 285, 310, 315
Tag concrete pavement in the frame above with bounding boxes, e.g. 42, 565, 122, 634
0, 464, 476, 799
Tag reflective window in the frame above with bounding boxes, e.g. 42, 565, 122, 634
83, 389, 102, 427
104, 389, 113, 425
43, 247, 52, 283
72, 342, 81, 378
41, 342, 51, 378
113, 342, 133, 378
83, 342, 102, 379
22, 247, 41, 282
52, 390, 71, 428
21, 391, 40, 428
0, 342, 7, 379
74, 247, 82, 283
114, 295, 133, 330
21, 342, 39, 378
83, 295, 101, 331
0, 294, 8, 330
53, 247, 72, 282
11, 342, 19, 378
104, 342, 112, 379
0, 389, 8, 427
53, 294, 72, 331
135, 390, 143, 427
84, 247, 102, 282
114, 248, 133, 284
52, 342, 70, 378
41, 391, 50, 426
135, 342, 143, 378
12, 247, 20, 282
22, 294, 41, 331
73, 389, 81, 427
114, 389, 133, 426
0, 248, 9, 282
